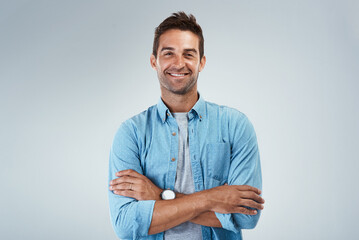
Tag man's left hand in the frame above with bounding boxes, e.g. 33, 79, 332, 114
109, 169, 162, 201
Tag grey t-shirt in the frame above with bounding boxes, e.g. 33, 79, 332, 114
163, 112, 202, 240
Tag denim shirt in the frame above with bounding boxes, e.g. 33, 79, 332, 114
108, 95, 262, 240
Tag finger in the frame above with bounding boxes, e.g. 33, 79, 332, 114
241, 191, 265, 203
116, 169, 142, 178
113, 190, 137, 198
235, 206, 258, 215
237, 185, 261, 194
110, 182, 137, 191
110, 176, 141, 186
235, 185, 261, 195
240, 199, 264, 210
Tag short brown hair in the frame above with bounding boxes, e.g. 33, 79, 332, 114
152, 12, 204, 59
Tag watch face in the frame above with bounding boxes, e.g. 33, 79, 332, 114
162, 190, 175, 200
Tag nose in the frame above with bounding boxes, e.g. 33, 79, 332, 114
173, 55, 185, 69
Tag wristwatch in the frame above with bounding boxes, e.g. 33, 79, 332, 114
161, 189, 176, 200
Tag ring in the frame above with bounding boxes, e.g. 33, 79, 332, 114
129, 183, 133, 190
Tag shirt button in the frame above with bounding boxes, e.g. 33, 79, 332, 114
171, 158, 176, 162
172, 132, 176, 136
167, 113, 170, 116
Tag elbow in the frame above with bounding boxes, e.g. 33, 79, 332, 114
216, 211, 261, 233
112, 213, 133, 239
240, 217, 259, 229
236, 210, 261, 230
109, 197, 155, 238
113, 227, 132, 239
111, 208, 147, 239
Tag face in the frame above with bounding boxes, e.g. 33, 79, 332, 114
150, 29, 206, 95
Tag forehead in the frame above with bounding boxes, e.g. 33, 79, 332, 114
158, 29, 200, 50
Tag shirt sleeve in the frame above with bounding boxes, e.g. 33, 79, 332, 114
214, 111, 263, 233
108, 121, 155, 239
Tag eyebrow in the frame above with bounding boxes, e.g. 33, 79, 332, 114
160, 47, 198, 54
160, 47, 175, 52
183, 48, 197, 54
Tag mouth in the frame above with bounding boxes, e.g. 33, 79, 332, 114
167, 72, 190, 77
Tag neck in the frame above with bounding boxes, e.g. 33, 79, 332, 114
160, 87, 198, 113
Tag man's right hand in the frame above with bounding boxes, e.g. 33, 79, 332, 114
204, 185, 264, 215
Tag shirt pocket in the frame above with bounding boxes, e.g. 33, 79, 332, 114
206, 142, 231, 185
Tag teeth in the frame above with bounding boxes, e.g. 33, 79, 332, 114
170, 73, 186, 76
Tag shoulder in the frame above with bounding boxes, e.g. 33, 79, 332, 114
115, 104, 158, 140
205, 100, 249, 124
204, 100, 256, 140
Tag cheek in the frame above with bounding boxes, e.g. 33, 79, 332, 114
185, 59, 200, 68
188, 62, 200, 72
158, 60, 171, 72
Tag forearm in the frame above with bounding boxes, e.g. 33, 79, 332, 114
175, 192, 222, 228
148, 192, 209, 235
111, 170, 263, 235
190, 211, 222, 227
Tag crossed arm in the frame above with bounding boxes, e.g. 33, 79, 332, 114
109, 113, 263, 237
109, 169, 264, 235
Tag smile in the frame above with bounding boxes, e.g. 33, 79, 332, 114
168, 73, 189, 77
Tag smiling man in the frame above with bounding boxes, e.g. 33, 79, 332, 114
153, 29, 204, 97
108, 12, 264, 240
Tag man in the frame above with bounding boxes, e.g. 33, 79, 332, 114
108, 12, 264, 240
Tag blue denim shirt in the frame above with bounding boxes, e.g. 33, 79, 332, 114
108, 95, 262, 240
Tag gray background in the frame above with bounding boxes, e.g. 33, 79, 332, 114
1, 0, 358, 239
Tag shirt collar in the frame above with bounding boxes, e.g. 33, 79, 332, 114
157, 93, 206, 123
190, 93, 205, 121
157, 97, 170, 123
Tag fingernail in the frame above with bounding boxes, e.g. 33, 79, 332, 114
253, 210, 257, 214
109, 186, 113, 190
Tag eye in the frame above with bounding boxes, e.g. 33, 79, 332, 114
185, 53, 193, 57
164, 52, 173, 56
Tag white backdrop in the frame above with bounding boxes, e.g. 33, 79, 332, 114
1, 1, 358, 239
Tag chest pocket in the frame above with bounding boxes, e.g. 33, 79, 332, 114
206, 142, 231, 184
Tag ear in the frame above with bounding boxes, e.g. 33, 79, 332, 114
199, 55, 206, 72
150, 54, 157, 70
